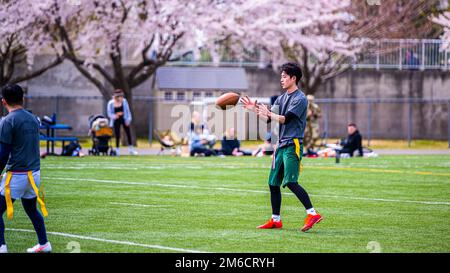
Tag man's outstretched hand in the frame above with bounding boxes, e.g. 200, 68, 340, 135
240, 96, 258, 112
257, 103, 271, 118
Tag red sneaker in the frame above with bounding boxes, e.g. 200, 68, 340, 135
301, 214, 323, 232
257, 218, 283, 229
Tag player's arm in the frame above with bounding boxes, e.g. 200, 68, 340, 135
0, 120, 13, 174
0, 142, 12, 174
257, 104, 291, 124
241, 97, 278, 123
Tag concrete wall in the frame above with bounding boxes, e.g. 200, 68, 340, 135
316, 70, 449, 140
8, 59, 450, 140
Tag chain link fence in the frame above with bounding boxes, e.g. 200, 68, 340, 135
316, 98, 450, 147
4, 95, 447, 148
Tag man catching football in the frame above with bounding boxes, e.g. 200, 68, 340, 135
241, 62, 322, 232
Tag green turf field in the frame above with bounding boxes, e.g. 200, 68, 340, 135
3, 155, 450, 253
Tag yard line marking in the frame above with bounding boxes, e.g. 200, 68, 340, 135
48, 176, 267, 193
47, 177, 450, 206
6, 228, 208, 253
43, 166, 139, 170
310, 194, 450, 205
109, 202, 171, 208
308, 166, 450, 177
45, 162, 450, 177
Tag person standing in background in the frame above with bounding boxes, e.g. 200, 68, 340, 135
303, 95, 322, 153
107, 89, 137, 156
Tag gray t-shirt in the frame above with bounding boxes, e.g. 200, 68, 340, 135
0, 109, 40, 171
271, 89, 308, 148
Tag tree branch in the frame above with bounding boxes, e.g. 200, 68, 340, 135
10, 55, 63, 84
129, 64, 158, 88
56, 17, 112, 99
125, 35, 155, 84
127, 33, 182, 89
71, 58, 110, 99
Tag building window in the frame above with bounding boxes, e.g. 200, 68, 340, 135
192, 92, 202, 101
205, 92, 213, 98
164, 91, 173, 101
176, 91, 185, 101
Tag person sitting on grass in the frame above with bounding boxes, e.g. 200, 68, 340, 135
189, 125, 216, 157
252, 132, 274, 157
338, 123, 363, 157
318, 123, 364, 158
221, 128, 252, 156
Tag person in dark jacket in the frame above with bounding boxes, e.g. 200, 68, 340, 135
220, 128, 251, 156
338, 123, 363, 157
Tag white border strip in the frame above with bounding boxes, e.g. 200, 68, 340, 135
6, 228, 208, 253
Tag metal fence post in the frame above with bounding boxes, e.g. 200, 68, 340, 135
446, 50, 449, 71
103, 97, 107, 117
376, 41, 380, 71
421, 40, 425, 71
368, 102, 372, 147
325, 103, 330, 140
56, 96, 60, 119
408, 100, 412, 147
148, 100, 153, 145
448, 100, 450, 149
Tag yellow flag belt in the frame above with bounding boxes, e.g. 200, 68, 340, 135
4, 171, 48, 220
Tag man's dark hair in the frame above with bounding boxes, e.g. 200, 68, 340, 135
1, 84, 24, 105
281, 62, 302, 85
348, 123, 357, 128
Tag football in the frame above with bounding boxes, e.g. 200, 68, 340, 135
215, 92, 240, 110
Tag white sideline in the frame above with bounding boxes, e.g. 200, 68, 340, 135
47, 177, 450, 206
6, 228, 208, 253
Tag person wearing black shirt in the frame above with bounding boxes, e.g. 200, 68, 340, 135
220, 128, 251, 156
339, 123, 363, 157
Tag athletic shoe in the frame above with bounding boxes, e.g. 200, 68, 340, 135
0, 244, 7, 253
27, 242, 52, 253
301, 214, 323, 232
257, 218, 283, 229
128, 146, 138, 155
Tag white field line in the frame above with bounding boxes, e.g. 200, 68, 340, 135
45, 166, 140, 170
47, 177, 450, 206
43, 163, 450, 177
109, 202, 171, 208
6, 228, 208, 253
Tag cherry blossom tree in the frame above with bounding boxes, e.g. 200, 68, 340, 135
194, 0, 361, 95
433, 12, 450, 50
3, 0, 366, 102
34, 0, 220, 103
292, 0, 437, 94
0, 0, 63, 87
232, 0, 436, 94
18, 0, 359, 114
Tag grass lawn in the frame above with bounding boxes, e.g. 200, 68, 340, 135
3, 155, 450, 253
